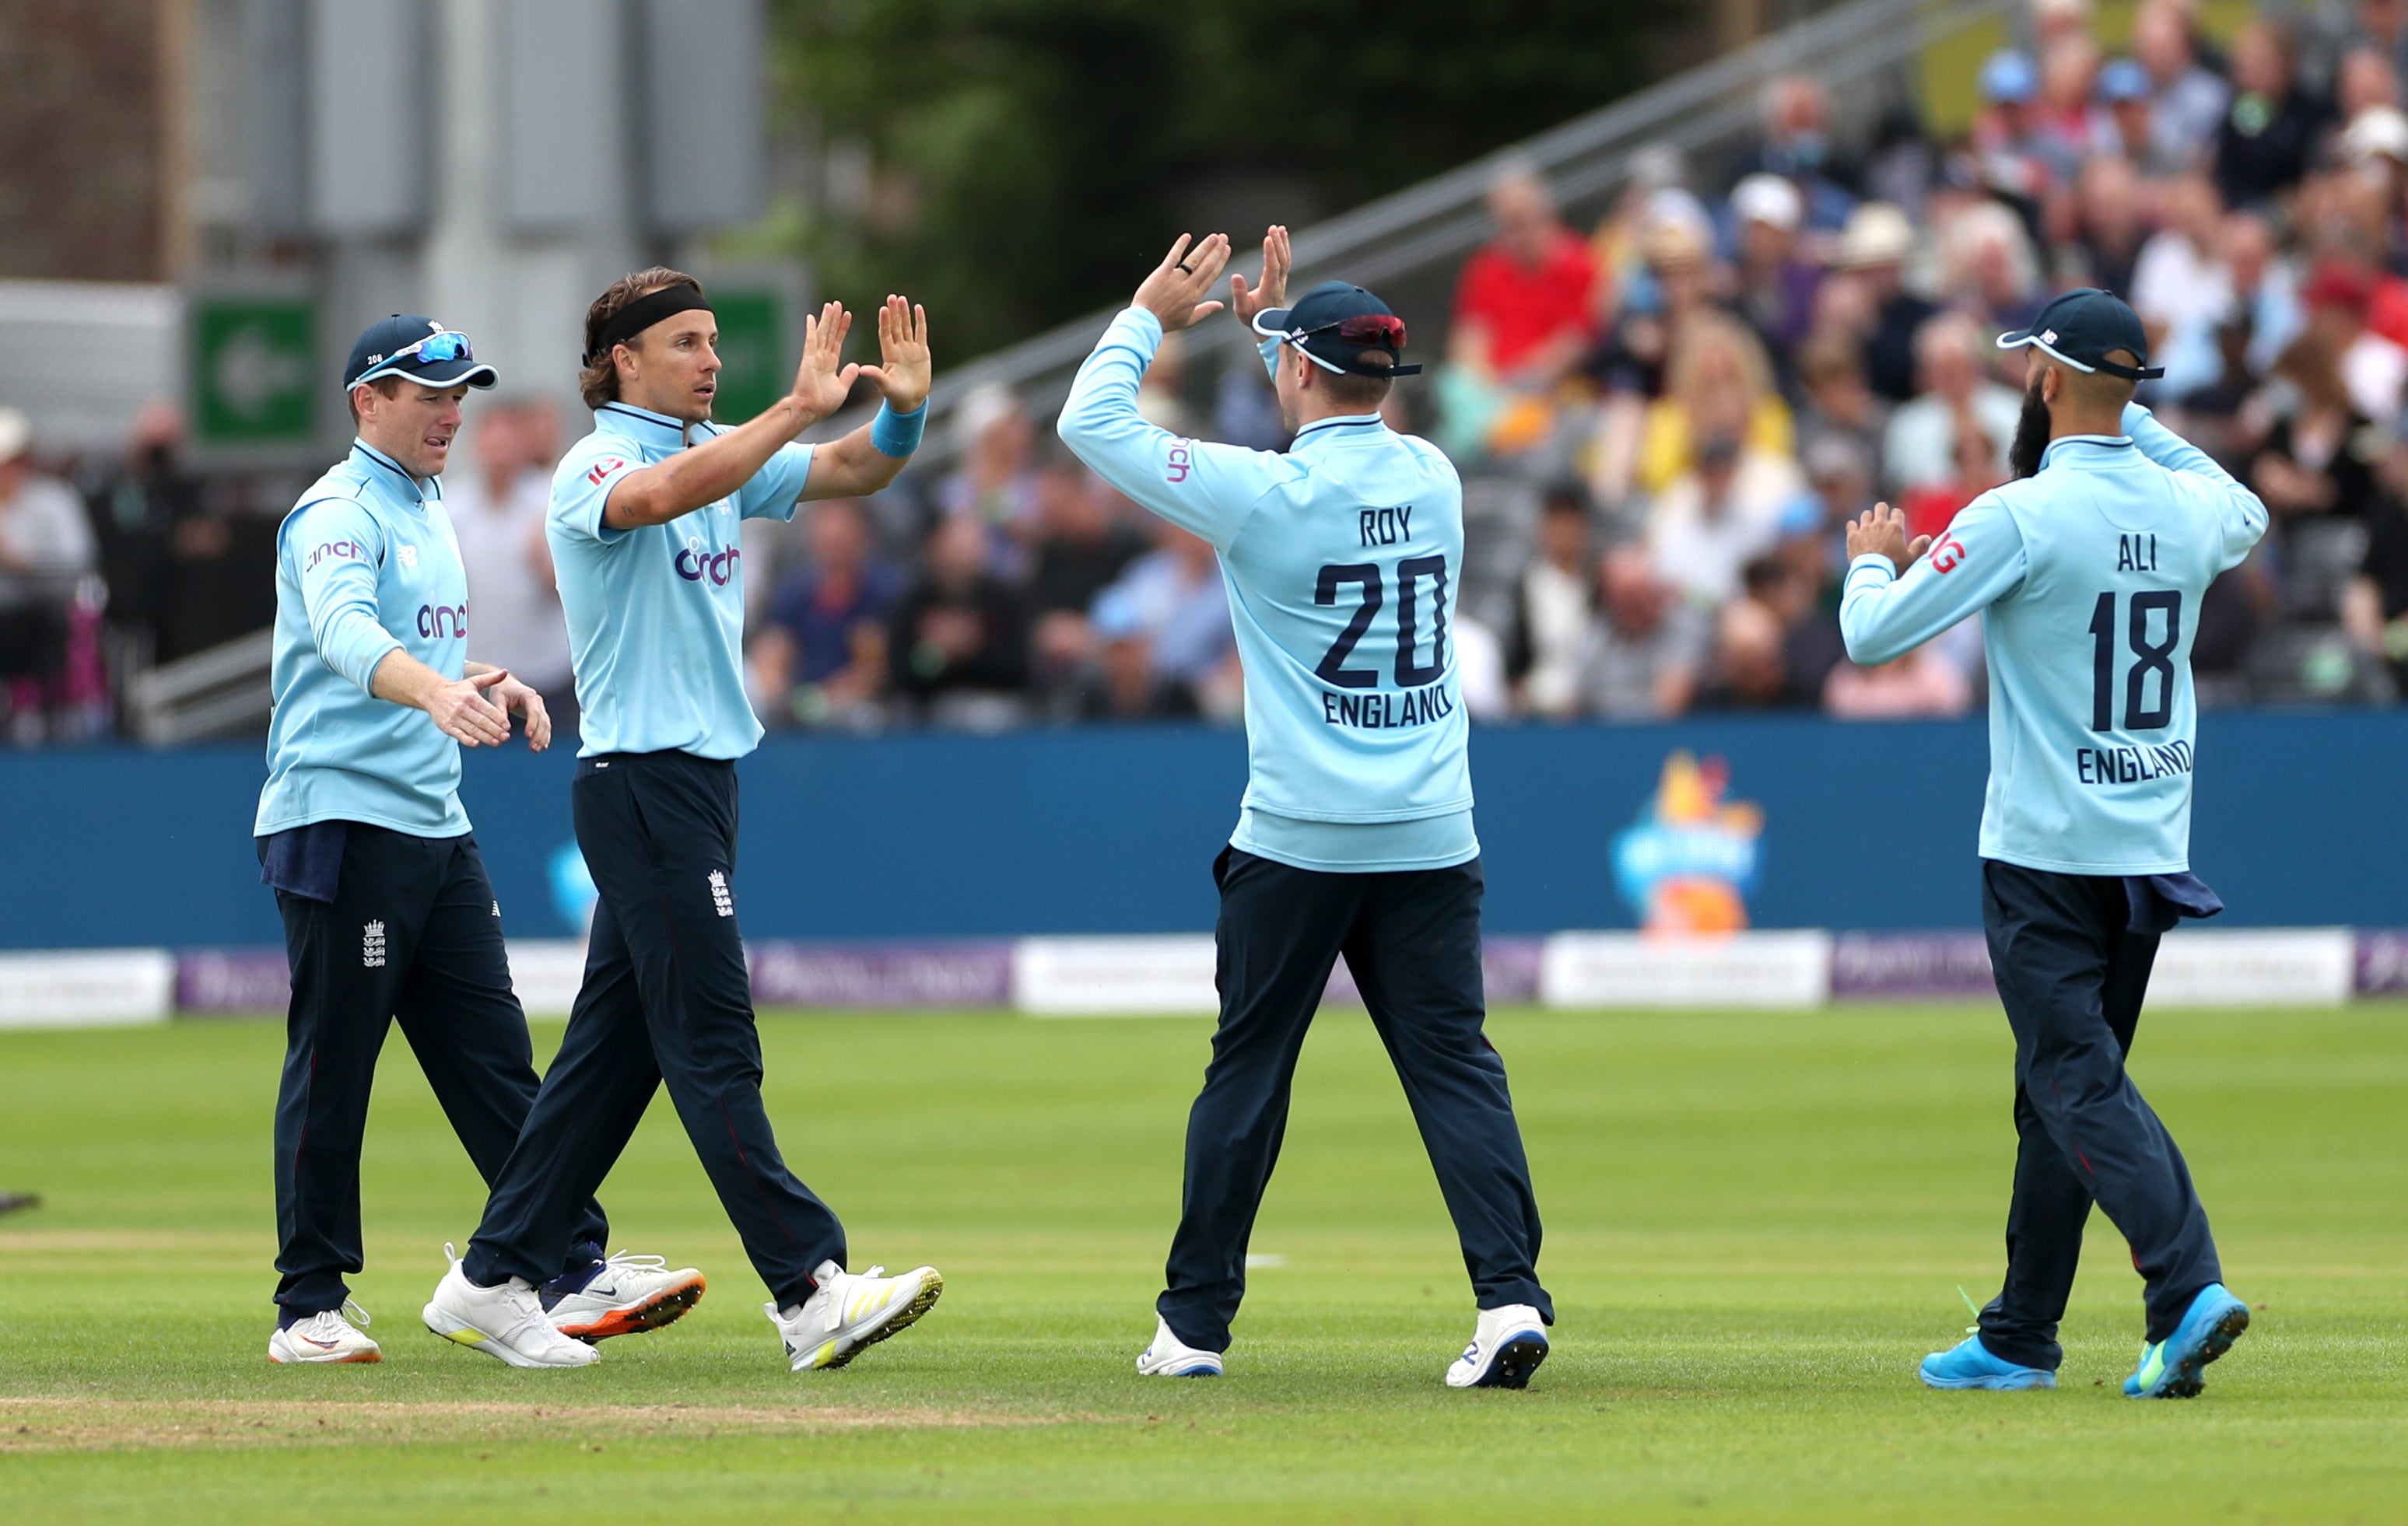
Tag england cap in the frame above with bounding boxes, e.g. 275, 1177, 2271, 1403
1250, 281, 1423, 380
342, 315, 499, 394
1996, 287, 2165, 380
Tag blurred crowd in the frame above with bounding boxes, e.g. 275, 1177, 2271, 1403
9, 0, 2408, 744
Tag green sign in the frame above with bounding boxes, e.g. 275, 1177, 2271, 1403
190, 292, 318, 448
710, 289, 786, 425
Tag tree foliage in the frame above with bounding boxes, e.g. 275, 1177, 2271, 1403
770, 0, 1684, 359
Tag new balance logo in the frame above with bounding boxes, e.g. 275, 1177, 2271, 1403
362, 919, 387, 968
397, 544, 419, 569
706, 870, 734, 918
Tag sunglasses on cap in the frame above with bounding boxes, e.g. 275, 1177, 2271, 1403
355, 331, 476, 385
1298, 313, 1408, 351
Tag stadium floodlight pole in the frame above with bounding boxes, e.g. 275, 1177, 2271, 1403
1057, 228, 1555, 1389
1838, 287, 2265, 1399
420, 269, 945, 1375
253, 315, 702, 1368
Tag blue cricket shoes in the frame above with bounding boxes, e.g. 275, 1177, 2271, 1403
2123, 1283, 2249, 1399
1918, 1335, 2056, 1391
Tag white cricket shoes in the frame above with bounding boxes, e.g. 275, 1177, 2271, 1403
1445, 1304, 1550, 1389
766, 1258, 943, 1372
268, 1300, 380, 1364
422, 1243, 599, 1368
545, 1251, 706, 1342
1135, 1315, 1224, 1377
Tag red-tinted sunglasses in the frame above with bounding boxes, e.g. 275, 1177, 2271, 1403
1299, 313, 1407, 350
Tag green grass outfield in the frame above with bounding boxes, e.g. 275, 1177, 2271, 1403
2, 1003, 2403, 1524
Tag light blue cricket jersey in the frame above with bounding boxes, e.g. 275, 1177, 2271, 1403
1840, 404, 2267, 874
256, 440, 472, 838
1060, 307, 1476, 872
550, 402, 812, 759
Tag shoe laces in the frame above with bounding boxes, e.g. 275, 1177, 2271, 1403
341, 1298, 371, 1331
447, 1241, 558, 1346
601, 1250, 669, 1273
1956, 1285, 1982, 1337
811, 1265, 886, 1332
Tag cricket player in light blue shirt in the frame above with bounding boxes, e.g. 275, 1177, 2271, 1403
429, 271, 946, 1374
255, 316, 676, 1365
1838, 289, 2263, 1400
1060, 229, 1551, 1391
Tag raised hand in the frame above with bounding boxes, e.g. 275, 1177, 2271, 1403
790, 301, 861, 422
425, 668, 513, 748
853, 296, 931, 413
1845, 504, 1931, 576
1229, 224, 1292, 329
1132, 233, 1233, 333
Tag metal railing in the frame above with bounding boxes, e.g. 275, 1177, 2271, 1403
813, 0, 2012, 467
126, 628, 275, 744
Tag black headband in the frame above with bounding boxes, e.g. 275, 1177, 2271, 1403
587, 284, 712, 364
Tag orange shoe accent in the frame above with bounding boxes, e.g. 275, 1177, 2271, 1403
555, 1273, 706, 1342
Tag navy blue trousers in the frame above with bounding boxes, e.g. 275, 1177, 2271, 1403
270, 826, 607, 1318
1976, 859, 2224, 1370
463, 751, 845, 1309
1158, 848, 1551, 1351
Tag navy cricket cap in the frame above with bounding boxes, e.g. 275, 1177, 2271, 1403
342, 315, 499, 394
1996, 288, 2165, 381
1251, 281, 1423, 379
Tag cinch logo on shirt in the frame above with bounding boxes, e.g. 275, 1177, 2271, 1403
586, 456, 625, 485
306, 539, 368, 571
1165, 440, 1195, 483
1930, 534, 1967, 573
416, 602, 469, 637
675, 541, 741, 586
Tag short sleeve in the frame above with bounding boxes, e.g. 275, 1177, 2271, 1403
552, 443, 640, 544
738, 442, 815, 522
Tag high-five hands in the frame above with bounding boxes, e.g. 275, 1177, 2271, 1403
1134, 234, 1233, 333
790, 300, 861, 421
856, 295, 931, 413
1229, 225, 1292, 330
1845, 503, 1933, 576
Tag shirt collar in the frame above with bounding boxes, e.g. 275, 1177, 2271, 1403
349, 439, 439, 506
1290, 412, 1386, 450
2038, 432, 2135, 469
596, 401, 702, 450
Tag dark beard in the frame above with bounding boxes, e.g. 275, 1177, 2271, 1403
2007, 376, 2051, 480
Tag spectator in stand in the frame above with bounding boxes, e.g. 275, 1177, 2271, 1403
2097, 60, 2166, 180
2248, 327, 2385, 527
1792, 329, 1892, 471
2032, 34, 2112, 186
1882, 312, 2023, 494
748, 497, 900, 730
1072, 597, 1200, 723
2224, 208, 2308, 380
1572, 546, 1708, 719
887, 511, 1031, 726
1823, 641, 1973, 719
2131, 172, 2235, 399
2336, 44, 2404, 121
2299, 256, 2408, 423
84, 401, 202, 681
2132, 0, 2231, 173
1797, 433, 1878, 586
1633, 313, 1794, 499
1970, 50, 2056, 215
1504, 485, 1595, 719
1940, 198, 2048, 335
1746, 548, 1847, 704
2343, 443, 2408, 688
1830, 201, 1939, 401
1088, 522, 1239, 719
1137, 329, 1198, 436
450, 399, 577, 730
0, 408, 97, 744
1645, 429, 1803, 608
1449, 163, 1600, 392
1025, 447, 1148, 701
2216, 19, 2328, 209
1694, 596, 1793, 711
938, 382, 1041, 569
2326, 0, 2408, 89
1726, 74, 1858, 232
1728, 173, 1822, 379
1901, 414, 2007, 542
2063, 152, 2150, 298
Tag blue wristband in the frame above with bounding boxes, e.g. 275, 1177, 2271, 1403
870, 399, 927, 458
